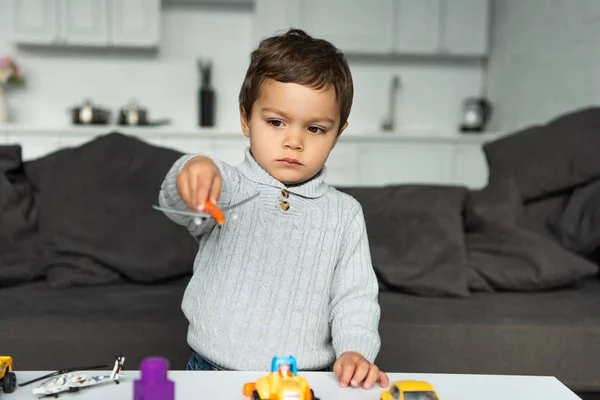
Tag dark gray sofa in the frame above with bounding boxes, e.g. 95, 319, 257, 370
3, 267, 600, 395
376, 278, 600, 393
2, 107, 600, 397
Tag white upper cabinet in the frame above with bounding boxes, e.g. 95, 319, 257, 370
394, 0, 441, 54
253, 0, 490, 57
440, 0, 490, 56
110, 0, 160, 47
61, 0, 109, 46
9, 0, 60, 44
9, 0, 160, 48
298, 0, 395, 54
253, 0, 394, 54
253, 0, 302, 44
393, 0, 490, 56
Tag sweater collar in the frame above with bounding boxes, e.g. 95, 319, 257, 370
236, 147, 329, 198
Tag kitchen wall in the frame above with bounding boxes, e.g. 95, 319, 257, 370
0, 0, 485, 135
486, 0, 600, 133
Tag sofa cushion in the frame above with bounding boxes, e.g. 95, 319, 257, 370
549, 179, 600, 257
464, 176, 598, 291
23, 132, 198, 288
338, 185, 470, 297
466, 219, 598, 291
0, 145, 42, 286
483, 107, 600, 202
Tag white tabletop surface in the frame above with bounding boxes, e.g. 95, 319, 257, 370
8, 370, 581, 400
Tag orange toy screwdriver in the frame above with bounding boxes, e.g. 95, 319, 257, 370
203, 200, 225, 225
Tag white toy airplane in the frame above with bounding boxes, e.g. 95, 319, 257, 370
153, 192, 258, 226
25, 356, 125, 398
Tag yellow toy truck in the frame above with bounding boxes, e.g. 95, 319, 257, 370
243, 356, 319, 400
380, 380, 441, 400
0, 356, 17, 393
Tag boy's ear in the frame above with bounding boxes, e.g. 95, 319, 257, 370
336, 121, 348, 140
332, 121, 348, 148
240, 106, 250, 137
338, 121, 348, 136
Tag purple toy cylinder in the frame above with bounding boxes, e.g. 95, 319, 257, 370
134, 357, 175, 400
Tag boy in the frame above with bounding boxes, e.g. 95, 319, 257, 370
158, 28, 388, 390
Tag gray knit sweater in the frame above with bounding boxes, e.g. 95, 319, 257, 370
158, 147, 381, 370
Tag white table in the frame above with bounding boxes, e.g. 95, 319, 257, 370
8, 370, 581, 400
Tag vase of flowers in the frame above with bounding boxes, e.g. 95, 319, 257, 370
0, 56, 26, 123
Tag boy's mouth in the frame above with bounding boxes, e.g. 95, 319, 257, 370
277, 157, 302, 165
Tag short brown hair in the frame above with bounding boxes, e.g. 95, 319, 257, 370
239, 28, 353, 133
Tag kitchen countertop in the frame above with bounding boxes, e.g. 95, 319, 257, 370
0, 123, 505, 144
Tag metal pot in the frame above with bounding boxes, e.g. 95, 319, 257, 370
69, 98, 111, 125
118, 99, 149, 126
118, 99, 171, 126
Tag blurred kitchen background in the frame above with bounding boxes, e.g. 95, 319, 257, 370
0, 0, 598, 188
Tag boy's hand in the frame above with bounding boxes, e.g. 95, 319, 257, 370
333, 351, 389, 390
176, 155, 222, 212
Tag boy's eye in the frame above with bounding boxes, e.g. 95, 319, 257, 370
308, 126, 325, 134
269, 120, 283, 127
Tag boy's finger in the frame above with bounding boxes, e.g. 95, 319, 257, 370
209, 174, 222, 204
362, 365, 380, 389
379, 371, 390, 388
178, 172, 193, 210
333, 360, 343, 381
339, 362, 355, 388
185, 173, 196, 210
196, 176, 210, 211
350, 361, 370, 387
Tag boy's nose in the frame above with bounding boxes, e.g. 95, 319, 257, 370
283, 130, 304, 150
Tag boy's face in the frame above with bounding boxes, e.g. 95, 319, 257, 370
240, 78, 346, 185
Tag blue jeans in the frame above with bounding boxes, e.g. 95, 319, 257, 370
185, 350, 333, 371
186, 350, 230, 371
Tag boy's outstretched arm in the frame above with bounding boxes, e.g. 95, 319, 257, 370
158, 154, 240, 237
330, 203, 388, 390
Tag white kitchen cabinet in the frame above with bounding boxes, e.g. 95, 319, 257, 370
393, 0, 490, 56
61, 0, 109, 46
9, 0, 60, 45
440, 0, 490, 56
211, 136, 250, 166
133, 135, 165, 149
110, 0, 160, 47
325, 140, 360, 186
4, 134, 60, 161
1, 126, 495, 188
161, 137, 213, 156
56, 135, 95, 149
162, 136, 246, 166
252, 0, 395, 54
454, 142, 488, 189
298, 0, 395, 54
54, 131, 163, 150
253, 0, 301, 44
9, 0, 160, 48
357, 142, 456, 186
164, 0, 252, 5
253, 0, 489, 57
394, 0, 441, 54
10, 0, 108, 46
